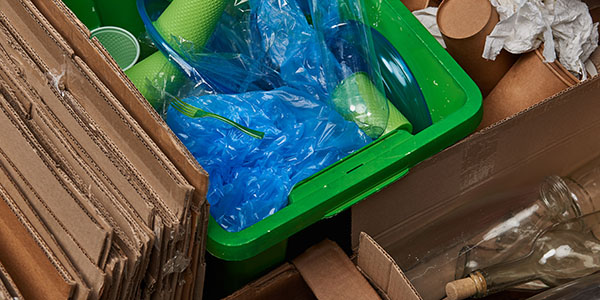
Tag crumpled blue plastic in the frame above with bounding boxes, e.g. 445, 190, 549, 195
165, 0, 371, 232
167, 87, 369, 231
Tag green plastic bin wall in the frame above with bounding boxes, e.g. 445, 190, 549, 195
206, 0, 483, 293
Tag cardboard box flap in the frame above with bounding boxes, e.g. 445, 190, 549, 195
0, 187, 75, 300
357, 232, 422, 300
224, 263, 316, 300
292, 240, 381, 300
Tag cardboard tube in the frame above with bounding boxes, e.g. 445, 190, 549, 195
400, 0, 430, 11
479, 48, 579, 129
437, 0, 518, 97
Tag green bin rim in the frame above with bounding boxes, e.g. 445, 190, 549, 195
207, 0, 482, 261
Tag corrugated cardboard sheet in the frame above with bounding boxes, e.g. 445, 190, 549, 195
0, 0, 209, 299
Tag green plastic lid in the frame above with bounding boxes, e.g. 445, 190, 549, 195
91, 26, 140, 71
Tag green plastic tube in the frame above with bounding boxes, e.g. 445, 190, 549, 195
125, 0, 226, 109
332, 72, 412, 138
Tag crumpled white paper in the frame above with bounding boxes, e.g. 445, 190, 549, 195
483, 0, 599, 79
413, 7, 447, 48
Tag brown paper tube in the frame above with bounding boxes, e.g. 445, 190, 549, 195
437, 0, 518, 97
401, 0, 430, 11
479, 48, 579, 129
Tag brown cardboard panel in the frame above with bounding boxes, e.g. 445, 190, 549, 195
352, 76, 600, 299
0, 262, 24, 300
0, 92, 108, 299
187, 203, 211, 300
28, 0, 209, 209
105, 247, 128, 300
0, 11, 195, 295
0, 28, 156, 225
0, 0, 192, 224
28, 1, 210, 296
69, 56, 192, 220
0, 186, 75, 300
357, 233, 422, 300
225, 264, 316, 300
102, 256, 117, 300
5, 0, 195, 224
0, 23, 179, 297
0, 145, 91, 300
0, 176, 76, 287
0, 85, 113, 267
27, 104, 153, 299
0, 0, 73, 73
293, 240, 381, 300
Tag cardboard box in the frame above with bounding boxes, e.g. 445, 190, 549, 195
352, 75, 600, 299
226, 235, 422, 300
231, 71, 599, 300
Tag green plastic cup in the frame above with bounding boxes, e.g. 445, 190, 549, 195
91, 26, 141, 71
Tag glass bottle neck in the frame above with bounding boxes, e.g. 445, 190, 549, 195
540, 176, 585, 221
478, 255, 540, 296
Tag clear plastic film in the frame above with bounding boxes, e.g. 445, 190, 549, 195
162, 251, 191, 276
312, 0, 390, 138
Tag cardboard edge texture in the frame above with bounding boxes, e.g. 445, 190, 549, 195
28, 0, 209, 201
292, 239, 381, 300
0, 188, 75, 300
357, 233, 422, 300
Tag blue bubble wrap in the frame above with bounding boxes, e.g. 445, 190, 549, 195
167, 88, 369, 231
165, 0, 372, 232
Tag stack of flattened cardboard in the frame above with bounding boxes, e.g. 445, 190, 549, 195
0, 0, 207, 299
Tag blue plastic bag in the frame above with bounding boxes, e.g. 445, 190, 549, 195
167, 87, 370, 231
141, 0, 429, 232
162, 0, 372, 232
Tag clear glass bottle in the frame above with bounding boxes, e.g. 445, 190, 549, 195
446, 211, 600, 300
525, 272, 600, 300
456, 156, 600, 278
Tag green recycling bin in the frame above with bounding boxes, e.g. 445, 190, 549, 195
205, 0, 482, 294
